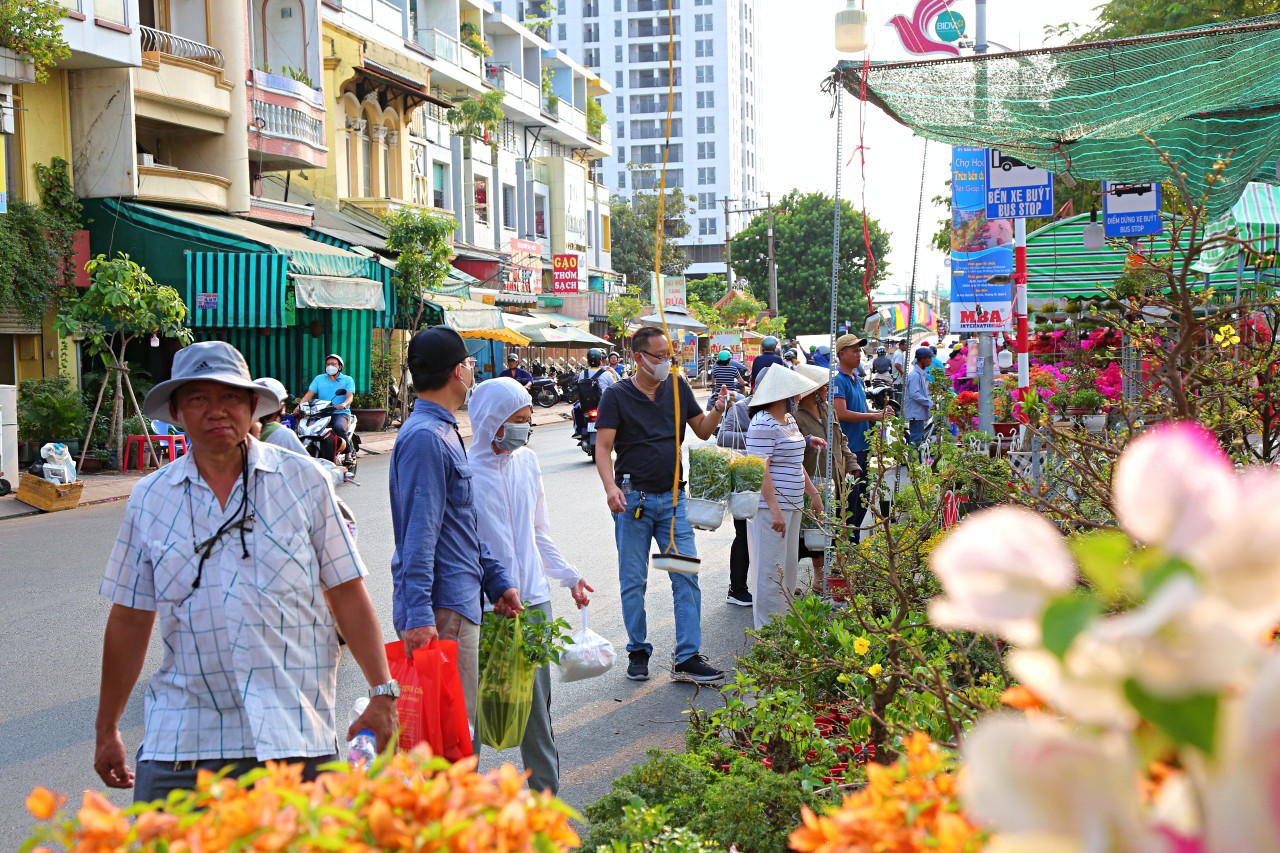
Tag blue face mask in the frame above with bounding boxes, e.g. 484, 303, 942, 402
495, 422, 532, 452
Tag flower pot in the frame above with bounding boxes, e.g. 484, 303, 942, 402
17, 441, 33, 466
1082, 413, 1107, 434
685, 497, 726, 531
78, 456, 107, 474
353, 408, 388, 433
802, 528, 831, 551
1065, 406, 1087, 416
728, 491, 760, 520
992, 422, 1018, 439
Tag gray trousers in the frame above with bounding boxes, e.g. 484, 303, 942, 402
519, 601, 560, 794
134, 751, 337, 803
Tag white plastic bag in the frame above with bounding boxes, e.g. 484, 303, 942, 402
685, 497, 726, 531
728, 491, 760, 520
40, 442, 76, 484
557, 606, 616, 683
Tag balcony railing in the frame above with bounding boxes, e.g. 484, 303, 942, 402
460, 45, 483, 78
253, 101, 325, 149
419, 28, 459, 66
140, 25, 224, 69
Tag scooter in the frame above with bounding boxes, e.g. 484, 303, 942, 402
529, 375, 560, 408
297, 391, 360, 476
578, 406, 598, 461
557, 371, 580, 406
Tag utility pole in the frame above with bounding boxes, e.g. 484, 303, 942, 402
975, 0, 995, 435
766, 191, 778, 315
723, 196, 734, 291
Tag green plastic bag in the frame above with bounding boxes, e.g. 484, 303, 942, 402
477, 612, 537, 751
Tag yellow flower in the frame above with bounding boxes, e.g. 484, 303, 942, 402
853, 636, 871, 655
1214, 325, 1241, 347
867, 663, 884, 678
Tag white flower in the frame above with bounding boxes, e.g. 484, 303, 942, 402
962, 714, 1165, 853
1008, 646, 1134, 729
929, 506, 1077, 645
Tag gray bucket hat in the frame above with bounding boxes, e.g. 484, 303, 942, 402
143, 341, 281, 427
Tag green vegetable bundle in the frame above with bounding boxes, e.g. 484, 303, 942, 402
729, 454, 766, 494
689, 447, 732, 501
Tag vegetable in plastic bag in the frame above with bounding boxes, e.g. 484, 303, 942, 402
729, 454, 766, 494
556, 607, 616, 683
477, 612, 537, 751
688, 447, 732, 501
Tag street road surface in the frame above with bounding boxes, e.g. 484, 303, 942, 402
0, 421, 749, 846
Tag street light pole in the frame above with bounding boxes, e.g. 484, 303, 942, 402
766, 191, 778, 315
974, 0, 995, 434
723, 196, 735, 291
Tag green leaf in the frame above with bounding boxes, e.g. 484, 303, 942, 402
1123, 679, 1219, 756
1069, 530, 1131, 600
1041, 592, 1101, 660
1141, 557, 1197, 598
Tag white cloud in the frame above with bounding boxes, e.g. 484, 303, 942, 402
755, 0, 1099, 322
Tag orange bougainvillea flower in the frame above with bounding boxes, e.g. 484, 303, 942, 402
790, 733, 986, 853
999, 685, 1049, 713
25, 787, 65, 821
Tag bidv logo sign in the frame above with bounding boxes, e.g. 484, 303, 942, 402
890, 0, 963, 56
934, 10, 965, 43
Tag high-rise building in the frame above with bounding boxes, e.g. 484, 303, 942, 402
525, 0, 762, 276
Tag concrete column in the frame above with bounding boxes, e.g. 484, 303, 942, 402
451, 134, 467, 243
68, 68, 136, 199
492, 155, 501, 250
371, 124, 388, 197
515, 158, 528, 237
209, 0, 251, 212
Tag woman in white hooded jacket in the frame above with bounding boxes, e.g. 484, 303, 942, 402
468, 377, 592, 794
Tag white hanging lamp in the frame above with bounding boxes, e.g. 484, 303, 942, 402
1082, 206, 1105, 250
835, 1, 869, 53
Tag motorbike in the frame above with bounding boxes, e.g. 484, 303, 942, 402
866, 371, 896, 413
529, 375, 560, 408
557, 371, 580, 406
297, 392, 361, 476
387, 377, 415, 427
578, 405, 598, 460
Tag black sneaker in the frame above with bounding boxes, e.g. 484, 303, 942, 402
726, 590, 753, 607
671, 654, 725, 684
626, 650, 650, 681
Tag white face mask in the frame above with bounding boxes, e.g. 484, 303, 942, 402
494, 421, 532, 452
457, 364, 475, 406
326, 365, 339, 376
642, 353, 671, 383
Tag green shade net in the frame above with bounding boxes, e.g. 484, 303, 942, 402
836, 15, 1280, 219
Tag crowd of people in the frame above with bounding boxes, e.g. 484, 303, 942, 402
88, 325, 929, 805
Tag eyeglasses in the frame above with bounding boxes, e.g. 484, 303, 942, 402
637, 349, 669, 363
462, 357, 478, 370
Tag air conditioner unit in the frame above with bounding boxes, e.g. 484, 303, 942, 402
137, 152, 155, 167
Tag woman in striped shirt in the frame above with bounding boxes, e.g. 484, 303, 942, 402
745, 366, 825, 630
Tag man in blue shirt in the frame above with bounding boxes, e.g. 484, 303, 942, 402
297, 354, 356, 455
500, 354, 534, 385
831, 334, 891, 542
905, 347, 934, 449
389, 327, 523, 740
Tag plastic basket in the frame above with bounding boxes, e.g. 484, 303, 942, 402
685, 497, 726, 531
728, 491, 760, 520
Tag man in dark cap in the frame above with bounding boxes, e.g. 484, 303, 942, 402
389, 327, 522, 742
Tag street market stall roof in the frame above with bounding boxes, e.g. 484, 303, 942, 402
423, 294, 529, 345
638, 309, 709, 334
520, 324, 611, 347
833, 14, 1280, 218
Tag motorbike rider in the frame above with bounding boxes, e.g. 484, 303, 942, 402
501, 353, 534, 386
750, 336, 788, 388
296, 353, 355, 455
572, 347, 616, 438
608, 351, 625, 379
871, 345, 894, 378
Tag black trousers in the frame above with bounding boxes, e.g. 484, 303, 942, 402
848, 450, 870, 543
729, 518, 749, 596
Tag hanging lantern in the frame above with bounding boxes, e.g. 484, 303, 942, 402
835, 1, 869, 53
1082, 206, 1105, 250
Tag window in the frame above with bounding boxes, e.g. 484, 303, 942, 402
697, 116, 715, 134
614, 19, 622, 37
617, 172, 626, 188
696, 91, 714, 109
695, 39, 713, 57
535, 195, 549, 236
615, 0, 621, 9
584, 48, 599, 66
698, 167, 715, 184
382, 138, 392, 197
617, 146, 626, 162
474, 176, 489, 224
617, 122, 625, 138
695, 13, 712, 31
698, 217, 717, 235
698, 141, 715, 159
361, 132, 372, 196
615, 44, 623, 62
433, 162, 447, 209
502, 184, 517, 229
616, 96, 624, 113
557, 0, 566, 11
696, 65, 714, 83
558, 23, 567, 40
584, 22, 599, 41
96, 0, 127, 24
697, 191, 716, 210
601, 214, 611, 250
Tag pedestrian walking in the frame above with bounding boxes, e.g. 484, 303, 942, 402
389, 327, 523, 744
468, 378, 593, 795
905, 347, 935, 449
793, 364, 856, 592
832, 334, 891, 542
94, 341, 398, 802
594, 327, 729, 683
717, 393, 753, 607
744, 366, 825, 630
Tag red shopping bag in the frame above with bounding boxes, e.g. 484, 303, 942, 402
383, 640, 474, 761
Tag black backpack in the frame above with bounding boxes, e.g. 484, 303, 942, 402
577, 368, 606, 410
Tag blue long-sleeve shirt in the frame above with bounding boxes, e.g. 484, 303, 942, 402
389, 400, 514, 630
905, 364, 932, 421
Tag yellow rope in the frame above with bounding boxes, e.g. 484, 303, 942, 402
654, 0, 680, 555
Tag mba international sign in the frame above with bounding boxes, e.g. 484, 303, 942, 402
951, 146, 1013, 334
551, 254, 579, 294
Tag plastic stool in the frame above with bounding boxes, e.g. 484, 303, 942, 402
122, 435, 188, 470
122, 435, 150, 472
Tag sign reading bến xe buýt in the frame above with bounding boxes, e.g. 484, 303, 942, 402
985, 149, 1054, 220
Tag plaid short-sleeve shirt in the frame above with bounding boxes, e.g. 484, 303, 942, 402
100, 438, 367, 762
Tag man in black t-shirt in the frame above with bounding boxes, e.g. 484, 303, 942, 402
595, 327, 729, 685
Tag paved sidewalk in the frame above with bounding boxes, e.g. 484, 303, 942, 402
0, 401, 575, 522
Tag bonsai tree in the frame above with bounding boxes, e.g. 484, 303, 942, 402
56, 253, 192, 469
383, 207, 457, 422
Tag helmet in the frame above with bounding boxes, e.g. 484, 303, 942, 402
324, 353, 344, 371
608, 351, 620, 360
762, 335, 779, 351
784, 349, 798, 360
716, 349, 732, 363
254, 377, 289, 407
876, 346, 887, 355
507, 353, 518, 363
586, 347, 604, 367
808, 345, 817, 353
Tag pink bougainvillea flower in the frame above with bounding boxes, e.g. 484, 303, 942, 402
929, 506, 1076, 646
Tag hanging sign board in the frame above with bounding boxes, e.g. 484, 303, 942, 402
662, 276, 686, 312
951, 146, 1013, 334
1103, 182, 1163, 237
197, 293, 219, 310
985, 149, 1055, 219
551, 254, 579, 294
682, 332, 699, 373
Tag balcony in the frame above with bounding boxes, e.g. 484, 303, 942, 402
137, 165, 231, 211
460, 46, 484, 79
134, 29, 232, 133
590, 123, 613, 147
419, 28, 460, 66
249, 70, 327, 171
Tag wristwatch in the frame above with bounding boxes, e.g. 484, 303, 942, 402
369, 680, 401, 700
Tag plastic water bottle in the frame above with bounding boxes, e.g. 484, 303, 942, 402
347, 697, 377, 769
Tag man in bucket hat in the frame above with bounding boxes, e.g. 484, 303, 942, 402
94, 341, 398, 802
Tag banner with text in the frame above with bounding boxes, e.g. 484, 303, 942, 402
551, 254, 579, 294
507, 238, 543, 294
950, 146, 1013, 333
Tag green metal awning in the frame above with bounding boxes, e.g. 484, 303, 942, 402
1023, 214, 1175, 297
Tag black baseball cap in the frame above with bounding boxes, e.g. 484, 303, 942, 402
407, 326, 470, 372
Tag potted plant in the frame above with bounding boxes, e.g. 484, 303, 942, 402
77, 448, 110, 474
991, 378, 1018, 439
460, 21, 492, 57
16, 376, 87, 459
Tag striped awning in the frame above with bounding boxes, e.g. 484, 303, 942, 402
292, 275, 386, 311
1023, 214, 1177, 298
186, 252, 291, 329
